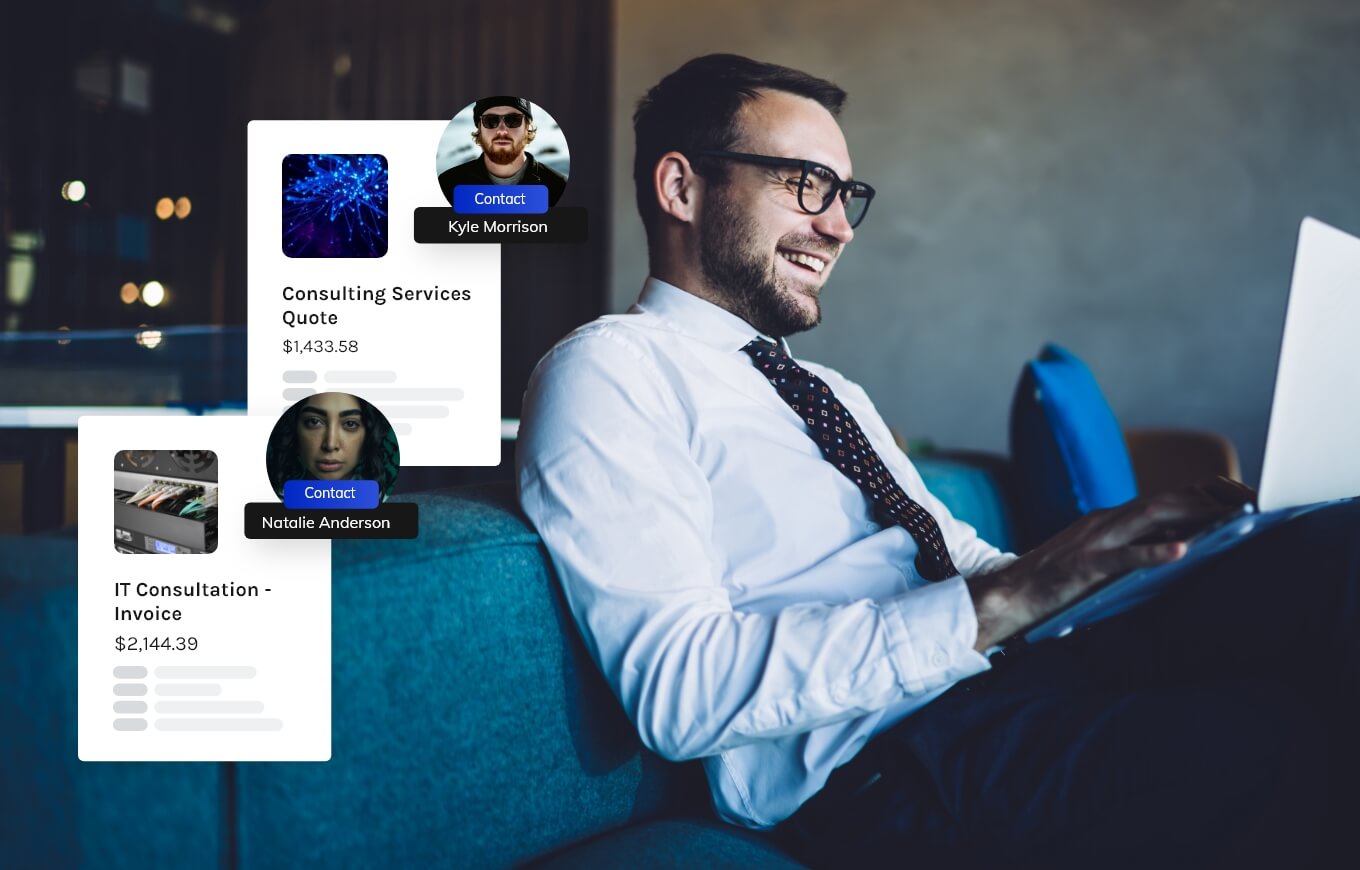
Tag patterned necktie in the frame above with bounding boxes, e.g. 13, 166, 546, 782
743, 338, 960, 581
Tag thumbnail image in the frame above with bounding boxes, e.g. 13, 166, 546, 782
265, 392, 401, 500
282, 153, 389, 258
114, 450, 218, 554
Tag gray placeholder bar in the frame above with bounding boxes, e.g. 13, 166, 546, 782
323, 370, 398, 384
375, 405, 450, 419
283, 370, 318, 383
155, 701, 265, 714
393, 423, 412, 435
333, 387, 465, 401
282, 387, 316, 401
113, 718, 147, 731
114, 683, 147, 696
155, 718, 283, 731
155, 666, 256, 679
113, 666, 147, 679
154, 683, 222, 696
114, 701, 148, 714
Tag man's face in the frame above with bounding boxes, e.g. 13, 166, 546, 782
697, 90, 856, 338
476, 108, 530, 166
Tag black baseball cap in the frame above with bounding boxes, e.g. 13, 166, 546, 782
473, 96, 532, 122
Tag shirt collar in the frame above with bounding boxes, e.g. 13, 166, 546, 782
633, 276, 785, 354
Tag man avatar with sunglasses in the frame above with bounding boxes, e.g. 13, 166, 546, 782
438, 96, 566, 207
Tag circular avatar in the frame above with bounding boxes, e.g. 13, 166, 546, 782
265, 392, 400, 500
435, 95, 570, 208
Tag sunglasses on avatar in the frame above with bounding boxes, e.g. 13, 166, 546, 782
479, 112, 526, 130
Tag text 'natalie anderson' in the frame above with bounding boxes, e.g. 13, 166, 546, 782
261, 515, 392, 530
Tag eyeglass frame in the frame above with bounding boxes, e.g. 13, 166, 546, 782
478, 112, 527, 130
692, 149, 875, 228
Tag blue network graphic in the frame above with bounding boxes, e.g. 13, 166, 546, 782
282, 154, 389, 258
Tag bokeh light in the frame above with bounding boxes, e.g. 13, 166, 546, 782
135, 328, 163, 349
174, 196, 192, 219
155, 197, 174, 220
141, 280, 166, 307
56, 325, 72, 345
61, 180, 87, 202
119, 282, 139, 304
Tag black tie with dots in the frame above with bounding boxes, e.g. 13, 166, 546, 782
743, 338, 959, 581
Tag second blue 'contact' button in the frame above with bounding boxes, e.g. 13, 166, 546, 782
453, 184, 548, 214
284, 480, 380, 509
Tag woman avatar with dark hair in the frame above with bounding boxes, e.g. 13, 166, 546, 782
267, 392, 400, 499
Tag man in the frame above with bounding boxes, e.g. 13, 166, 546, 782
517, 54, 1360, 867
438, 96, 567, 207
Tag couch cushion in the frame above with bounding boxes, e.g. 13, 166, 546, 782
0, 535, 222, 868
1009, 344, 1137, 547
236, 483, 696, 869
531, 818, 806, 869
913, 455, 1015, 553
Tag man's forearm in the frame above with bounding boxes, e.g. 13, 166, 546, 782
966, 568, 1033, 651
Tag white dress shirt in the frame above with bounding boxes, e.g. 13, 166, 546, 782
517, 277, 1015, 828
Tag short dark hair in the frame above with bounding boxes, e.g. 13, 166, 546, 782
632, 54, 847, 237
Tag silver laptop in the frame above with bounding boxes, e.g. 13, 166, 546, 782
1024, 217, 1360, 643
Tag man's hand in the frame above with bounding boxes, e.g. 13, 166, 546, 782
968, 477, 1256, 650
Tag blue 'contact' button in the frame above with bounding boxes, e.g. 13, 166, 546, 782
284, 480, 380, 509
453, 184, 548, 214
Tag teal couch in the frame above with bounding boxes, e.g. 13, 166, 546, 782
0, 457, 1014, 868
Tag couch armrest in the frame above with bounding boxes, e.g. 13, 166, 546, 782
1123, 428, 1241, 496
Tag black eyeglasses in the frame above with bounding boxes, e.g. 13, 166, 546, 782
694, 150, 875, 228
479, 112, 525, 129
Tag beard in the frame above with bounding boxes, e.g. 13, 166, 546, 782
698, 188, 833, 339
479, 134, 527, 166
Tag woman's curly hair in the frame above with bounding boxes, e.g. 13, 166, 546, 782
266, 393, 400, 498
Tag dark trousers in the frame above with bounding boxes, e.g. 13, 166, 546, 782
780, 498, 1360, 869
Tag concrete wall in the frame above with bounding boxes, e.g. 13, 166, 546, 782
610, 0, 1360, 484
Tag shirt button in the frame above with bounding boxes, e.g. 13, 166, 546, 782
864, 523, 876, 533
930, 650, 949, 669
